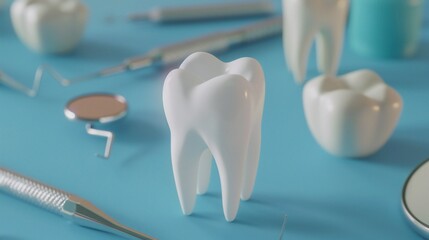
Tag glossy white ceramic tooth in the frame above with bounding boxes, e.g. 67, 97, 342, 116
163, 52, 265, 222
303, 69, 403, 157
282, 0, 349, 83
11, 0, 88, 54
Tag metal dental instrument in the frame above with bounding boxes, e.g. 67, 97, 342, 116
65, 93, 128, 159
129, 1, 274, 22
0, 65, 76, 97
0, 64, 102, 97
79, 16, 282, 82
0, 168, 156, 240
1, 17, 282, 97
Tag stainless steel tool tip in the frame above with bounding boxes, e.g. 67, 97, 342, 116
63, 195, 156, 240
0, 168, 156, 240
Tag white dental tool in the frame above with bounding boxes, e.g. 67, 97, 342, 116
0, 17, 282, 97
129, 1, 274, 22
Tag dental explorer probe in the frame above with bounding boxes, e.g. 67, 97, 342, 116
0, 168, 156, 240
0, 17, 282, 96
129, 1, 274, 22
73, 16, 282, 84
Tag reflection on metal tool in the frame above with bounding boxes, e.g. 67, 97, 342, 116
0, 17, 282, 97
65, 93, 128, 159
0, 168, 156, 240
129, 1, 274, 22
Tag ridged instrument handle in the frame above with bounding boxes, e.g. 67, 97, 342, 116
0, 168, 70, 215
0, 168, 156, 240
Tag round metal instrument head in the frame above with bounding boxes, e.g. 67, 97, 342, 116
402, 159, 429, 239
65, 93, 128, 124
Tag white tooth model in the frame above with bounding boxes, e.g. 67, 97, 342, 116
303, 70, 403, 158
282, 0, 349, 83
163, 52, 265, 222
11, 0, 88, 54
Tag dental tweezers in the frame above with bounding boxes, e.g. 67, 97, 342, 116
0, 168, 156, 240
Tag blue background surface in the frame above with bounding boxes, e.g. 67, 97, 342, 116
0, 0, 428, 239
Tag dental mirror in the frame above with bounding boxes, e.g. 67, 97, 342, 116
65, 93, 128, 159
402, 158, 429, 238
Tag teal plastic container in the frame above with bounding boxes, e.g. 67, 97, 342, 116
349, 0, 424, 58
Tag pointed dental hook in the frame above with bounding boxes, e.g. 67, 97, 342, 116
0, 64, 126, 97
85, 123, 114, 159
1, 17, 282, 97
0, 65, 74, 97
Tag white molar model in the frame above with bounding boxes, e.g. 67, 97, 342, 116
11, 0, 88, 54
303, 70, 403, 158
282, 0, 349, 83
163, 52, 265, 222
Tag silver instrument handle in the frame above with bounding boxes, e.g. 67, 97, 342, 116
158, 16, 282, 64
127, 16, 282, 69
130, 1, 274, 22
0, 168, 70, 214
0, 168, 156, 240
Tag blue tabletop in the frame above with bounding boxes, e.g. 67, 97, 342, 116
1, 0, 428, 239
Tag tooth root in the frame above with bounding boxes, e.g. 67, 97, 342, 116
283, 0, 349, 83
315, 1, 349, 76
197, 149, 212, 195
283, 0, 317, 83
284, 22, 316, 83
207, 137, 249, 222
316, 29, 335, 76
315, 19, 347, 76
241, 123, 261, 201
171, 132, 206, 215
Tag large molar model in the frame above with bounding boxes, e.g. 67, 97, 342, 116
163, 52, 265, 222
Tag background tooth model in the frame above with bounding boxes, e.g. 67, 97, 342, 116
11, 0, 88, 54
303, 69, 403, 158
163, 52, 265, 222
282, 0, 349, 83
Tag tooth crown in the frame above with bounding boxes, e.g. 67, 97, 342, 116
11, 0, 88, 54
303, 69, 403, 157
163, 52, 265, 222
283, 0, 349, 83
